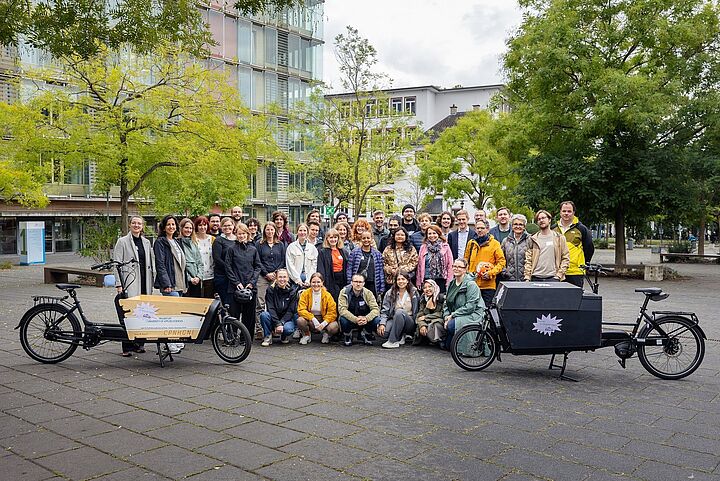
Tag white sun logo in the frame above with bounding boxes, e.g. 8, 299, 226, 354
532, 314, 562, 336
133, 302, 159, 320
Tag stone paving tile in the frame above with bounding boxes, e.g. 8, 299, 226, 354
252, 391, 318, 410
34, 446, 131, 480
281, 414, 362, 440
410, 449, 510, 481
42, 413, 118, 439
33, 385, 99, 405
100, 386, 164, 404
665, 432, 720, 455
255, 377, 316, 394
0, 414, 37, 440
129, 445, 221, 479
345, 456, 447, 481
91, 466, 170, 480
0, 453, 57, 480
1, 429, 81, 458
196, 438, 289, 470
131, 396, 202, 416
187, 391, 253, 410
178, 407, 254, 430
339, 429, 429, 460
256, 457, 359, 481
542, 423, 631, 451
145, 422, 231, 449
232, 401, 307, 424
186, 464, 265, 481
65, 397, 136, 418
296, 401, 377, 423
492, 447, 597, 481
623, 439, 719, 472
279, 436, 372, 470
633, 460, 715, 481
84, 428, 167, 458
225, 420, 308, 448
550, 440, 641, 474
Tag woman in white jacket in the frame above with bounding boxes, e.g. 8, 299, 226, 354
285, 223, 318, 288
112, 215, 155, 356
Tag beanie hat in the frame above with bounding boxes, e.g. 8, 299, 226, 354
402, 204, 415, 213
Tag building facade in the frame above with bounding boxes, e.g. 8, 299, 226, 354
0, 1, 325, 256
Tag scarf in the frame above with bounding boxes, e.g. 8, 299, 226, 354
426, 241, 444, 279
279, 228, 293, 244
423, 279, 440, 309
475, 233, 490, 245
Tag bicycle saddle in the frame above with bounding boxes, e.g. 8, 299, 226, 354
56, 283, 81, 291
634, 287, 662, 295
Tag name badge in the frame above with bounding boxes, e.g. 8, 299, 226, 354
546, 241, 554, 246
359, 300, 366, 306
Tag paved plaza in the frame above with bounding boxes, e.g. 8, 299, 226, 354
1, 249, 719, 481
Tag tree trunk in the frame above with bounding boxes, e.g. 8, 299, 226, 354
698, 216, 706, 255
614, 207, 626, 266
119, 148, 129, 235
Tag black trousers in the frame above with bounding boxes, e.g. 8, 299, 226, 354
230, 293, 257, 336
565, 275, 584, 288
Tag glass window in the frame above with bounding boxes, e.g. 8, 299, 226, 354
251, 24, 264, 65
265, 27, 277, 67
238, 20, 251, 63
252, 69, 264, 110
224, 16, 237, 60
265, 72, 278, 105
208, 10, 223, 58
391, 97, 403, 114
288, 77, 300, 110
249, 173, 257, 198
238, 66, 252, 106
288, 34, 300, 70
301, 38, 311, 74
225, 64, 238, 91
266, 164, 277, 192
404, 96, 416, 115
0, 218, 17, 255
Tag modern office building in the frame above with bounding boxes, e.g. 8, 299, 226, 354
325, 84, 508, 219
0, 1, 325, 256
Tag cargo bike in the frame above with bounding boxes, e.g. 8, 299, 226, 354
450, 264, 706, 381
16, 259, 252, 367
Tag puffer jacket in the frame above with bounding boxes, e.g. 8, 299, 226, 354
501, 232, 531, 281
464, 235, 506, 290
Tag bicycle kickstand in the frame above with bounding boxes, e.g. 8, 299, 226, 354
549, 352, 578, 382
155, 342, 174, 368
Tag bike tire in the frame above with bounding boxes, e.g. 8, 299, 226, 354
637, 315, 705, 380
211, 319, 251, 364
450, 324, 497, 372
19, 304, 81, 364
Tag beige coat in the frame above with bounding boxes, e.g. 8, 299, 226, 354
523, 231, 570, 281
112, 233, 155, 297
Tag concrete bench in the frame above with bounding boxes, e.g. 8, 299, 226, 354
659, 253, 720, 264
44, 266, 112, 287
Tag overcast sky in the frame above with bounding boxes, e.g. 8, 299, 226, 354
321, 1, 525, 93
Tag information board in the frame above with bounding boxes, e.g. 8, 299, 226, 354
19, 221, 46, 265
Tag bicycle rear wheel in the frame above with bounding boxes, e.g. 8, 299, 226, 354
19, 304, 81, 363
211, 319, 251, 363
450, 324, 497, 371
637, 316, 705, 380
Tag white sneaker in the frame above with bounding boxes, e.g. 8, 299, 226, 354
382, 340, 400, 349
398, 336, 406, 345
292, 330, 302, 339
299, 335, 311, 345
261, 336, 272, 347
321, 332, 330, 344
167, 343, 182, 354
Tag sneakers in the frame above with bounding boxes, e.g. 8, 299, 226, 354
382, 340, 400, 349
299, 335, 311, 345
292, 329, 302, 339
358, 331, 373, 346
280, 335, 290, 344
321, 332, 330, 344
167, 343, 182, 354
343, 334, 353, 346
261, 336, 272, 347
398, 336, 406, 346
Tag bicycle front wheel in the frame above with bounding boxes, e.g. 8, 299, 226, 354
211, 320, 251, 364
450, 324, 497, 371
19, 304, 81, 363
637, 316, 705, 380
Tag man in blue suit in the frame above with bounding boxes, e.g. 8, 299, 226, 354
447, 209, 476, 260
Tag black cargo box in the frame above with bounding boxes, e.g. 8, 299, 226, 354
494, 282, 602, 353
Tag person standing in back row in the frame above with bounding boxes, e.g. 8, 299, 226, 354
525, 210, 570, 282
489, 207, 512, 245
552, 201, 594, 288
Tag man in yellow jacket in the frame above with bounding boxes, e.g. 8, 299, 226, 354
553, 201, 595, 288
464, 219, 506, 307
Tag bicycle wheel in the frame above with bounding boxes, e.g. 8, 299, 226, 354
19, 304, 81, 363
450, 324, 497, 371
637, 316, 705, 380
211, 319, 251, 364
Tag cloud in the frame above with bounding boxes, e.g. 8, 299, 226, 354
323, 1, 523, 92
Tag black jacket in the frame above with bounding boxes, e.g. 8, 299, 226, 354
448, 229, 477, 260
153, 237, 181, 290
212, 235, 234, 277
224, 241, 261, 292
317, 247, 348, 299
257, 241, 287, 277
265, 283, 299, 327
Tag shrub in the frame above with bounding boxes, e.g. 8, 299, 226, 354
668, 241, 691, 254
79, 218, 120, 263
593, 238, 609, 249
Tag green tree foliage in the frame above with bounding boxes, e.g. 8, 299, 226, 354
3, 45, 276, 233
295, 26, 416, 215
504, 0, 720, 264
418, 110, 521, 211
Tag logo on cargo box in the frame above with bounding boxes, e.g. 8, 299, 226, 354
133, 302, 159, 320
532, 314, 562, 336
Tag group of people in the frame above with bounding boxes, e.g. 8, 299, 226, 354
111, 201, 594, 356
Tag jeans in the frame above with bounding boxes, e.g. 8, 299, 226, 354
339, 315, 379, 335
161, 290, 181, 297
381, 310, 415, 343
259, 311, 297, 338
443, 318, 456, 349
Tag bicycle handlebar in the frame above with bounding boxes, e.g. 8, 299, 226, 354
90, 259, 137, 271
582, 263, 614, 273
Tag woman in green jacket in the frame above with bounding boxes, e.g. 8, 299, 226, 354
179, 217, 203, 298
443, 258, 484, 349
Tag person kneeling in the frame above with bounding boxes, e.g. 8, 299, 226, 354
414, 279, 446, 346
297, 273, 340, 345
338, 274, 380, 346
378, 271, 419, 349
259, 269, 298, 346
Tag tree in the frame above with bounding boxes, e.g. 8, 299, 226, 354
295, 26, 416, 216
4, 45, 276, 233
418, 110, 521, 211
504, 0, 720, 265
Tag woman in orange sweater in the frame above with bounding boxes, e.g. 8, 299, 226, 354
297, 272, 339, 345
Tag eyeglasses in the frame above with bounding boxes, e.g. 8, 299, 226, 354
452, 265, 466, 269
512, 223, 524, 227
